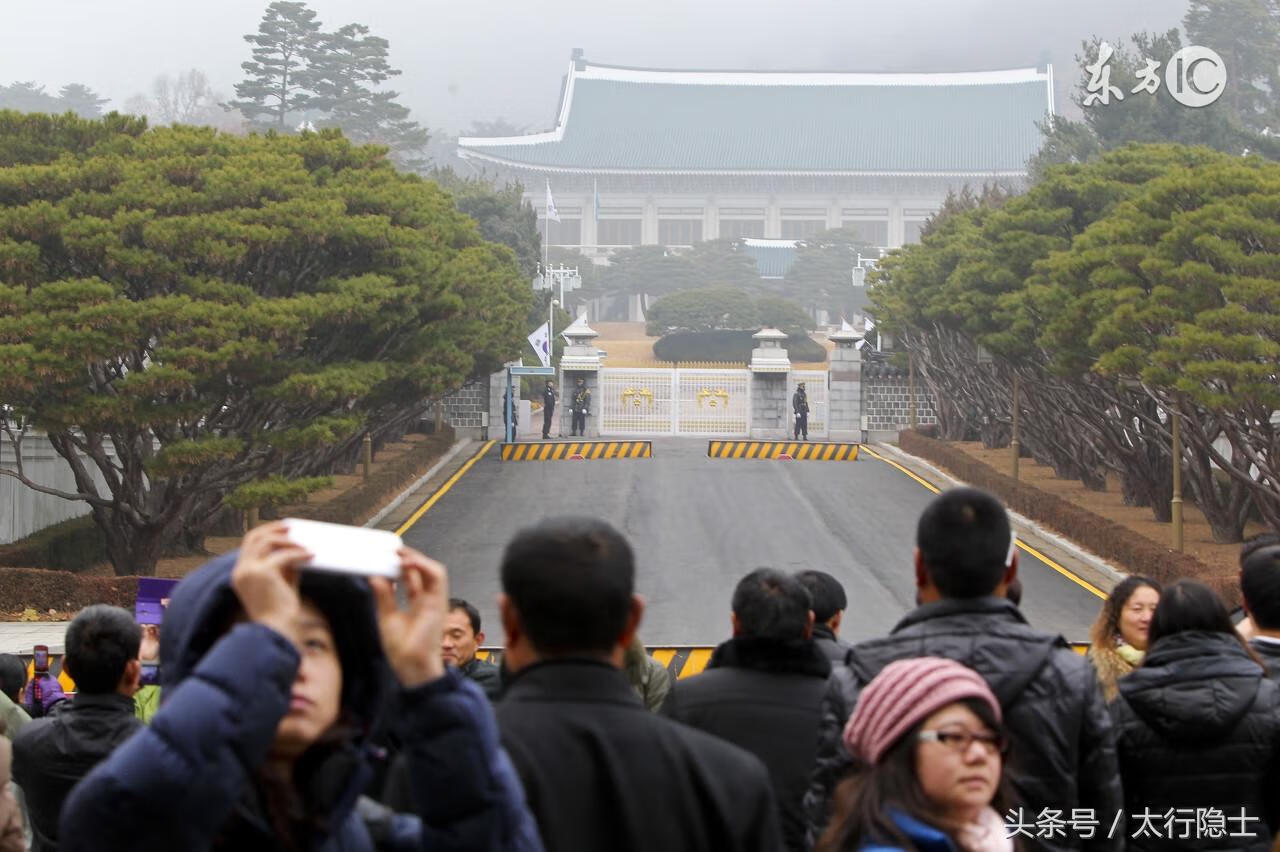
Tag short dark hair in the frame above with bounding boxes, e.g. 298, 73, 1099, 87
916, 488, 1011, 598
63, 605, 141, 694
1146, 580, 1237, 649
1241, 531, 1280, 567
1241, 546, 1280, 631
0, 653, 25, 702
794, 570, 846, 623
448, 598, 482, 635
732, 569, 813, 640
501, 517, 634, 657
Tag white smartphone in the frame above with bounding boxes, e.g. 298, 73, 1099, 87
283, 518, 403, 579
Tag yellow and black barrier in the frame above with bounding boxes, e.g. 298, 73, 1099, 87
479, 647, 716, 679
481, 643, 1091, 674
708, 440, 860, 461
500, 440, 652, 461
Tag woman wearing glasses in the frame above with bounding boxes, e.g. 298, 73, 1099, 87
817, 657, 1013, 852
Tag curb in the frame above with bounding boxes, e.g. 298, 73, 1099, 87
363, 438, 473, 529
873, 441, 1126, 592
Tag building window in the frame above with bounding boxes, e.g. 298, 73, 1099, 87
720, 219, 765, 239
840, 220, 889, 246
781, 219, 826, 240
903, 221, 926, 244
658, 219, 703, 246
598, 219, 642, 246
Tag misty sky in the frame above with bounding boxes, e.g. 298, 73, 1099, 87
6, 0, 1185, 134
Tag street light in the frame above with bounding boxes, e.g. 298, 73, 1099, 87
975, 344, 1019, 479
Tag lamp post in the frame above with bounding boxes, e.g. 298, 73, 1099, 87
907, 351, 917, 430
1171, 401, 1183, 552
975, 345, 1019, 479
1010, 373, 1020, 481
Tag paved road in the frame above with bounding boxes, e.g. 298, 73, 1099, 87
401, 439, 1103, 647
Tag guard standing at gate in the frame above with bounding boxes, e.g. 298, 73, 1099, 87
503, 387, 518, 438
571, 377, 591, 437
542, 380, 558, 439
792, 381, 810, 440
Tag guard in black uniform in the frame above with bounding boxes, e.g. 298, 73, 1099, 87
792, 382, 809, 440
542, 380, 558, 439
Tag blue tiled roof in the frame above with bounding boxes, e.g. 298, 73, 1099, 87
741, 240, 800, 278
459, 62, 1053, 175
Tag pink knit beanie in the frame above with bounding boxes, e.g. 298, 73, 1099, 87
843, 657, 1002, 765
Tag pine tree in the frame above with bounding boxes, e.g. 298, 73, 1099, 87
228, 0, 323, 129
57, 84, 109, 118
309, 23, 429, 166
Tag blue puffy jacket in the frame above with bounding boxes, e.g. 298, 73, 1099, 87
59, 552, 543, 852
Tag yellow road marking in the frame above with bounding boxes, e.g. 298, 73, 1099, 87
396, 440, 495, 535
860, 446, 1105, 600
680, 648, 714, 679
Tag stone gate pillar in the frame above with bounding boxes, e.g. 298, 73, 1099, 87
749, 328, 790, 439
827, 324, 864, 442
560, 318, 603, 438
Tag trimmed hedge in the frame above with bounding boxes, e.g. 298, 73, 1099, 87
898, 430, 1237, 604
653, 330, 827, 363
0, 427, 459, 613
0, 515, 109, 572
0, 568, 138, 614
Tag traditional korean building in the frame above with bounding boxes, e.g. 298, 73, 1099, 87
457, 50, 1054, 256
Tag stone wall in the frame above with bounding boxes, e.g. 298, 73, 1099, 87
861, 363, 938, 434
439, 378, 489, 430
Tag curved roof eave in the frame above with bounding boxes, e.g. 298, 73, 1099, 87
455, 149, 1027, 178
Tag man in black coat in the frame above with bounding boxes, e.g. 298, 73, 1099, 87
662, 568, 830, 852
795, 570, 852, 663
495, 516, 781, 852
803, 488, 1123, 852
1241, 543, 1280, 679
443, 598, 502, 699
13, 606, 143, 852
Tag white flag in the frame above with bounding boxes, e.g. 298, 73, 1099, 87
544, 179, 560, 223
527, 321, 551, 368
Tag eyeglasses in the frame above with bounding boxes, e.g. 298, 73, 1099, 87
918, 728, 1006, 755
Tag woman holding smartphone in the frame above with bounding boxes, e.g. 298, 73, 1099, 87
60, 522, 543, 852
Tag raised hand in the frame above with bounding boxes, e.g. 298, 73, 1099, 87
230, 522, 310, 642
370, 547, 449, 689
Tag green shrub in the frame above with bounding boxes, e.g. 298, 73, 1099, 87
0, 516, 109, 572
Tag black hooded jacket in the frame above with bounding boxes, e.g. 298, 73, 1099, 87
803, 596, 1123, 852
59, 552, 542, 852
1112, 631, 1280, 852
662, 637, 831, 852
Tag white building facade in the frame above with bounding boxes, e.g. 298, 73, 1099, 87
458, 51, 1055, 256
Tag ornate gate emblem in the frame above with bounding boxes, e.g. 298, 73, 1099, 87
621, 387, 654, 409
696, 388, 730, 409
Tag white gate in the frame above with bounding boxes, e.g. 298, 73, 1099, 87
598, 368, 750, 436
789, 371, 829, 438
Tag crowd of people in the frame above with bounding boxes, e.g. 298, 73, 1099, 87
0, 489, 1278, 851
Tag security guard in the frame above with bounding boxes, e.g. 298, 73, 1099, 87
570, 378, 591, 437
792, 381, 810, 440
542, 380, 558, 439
